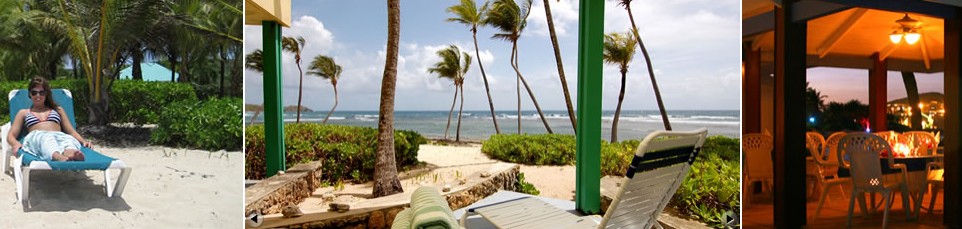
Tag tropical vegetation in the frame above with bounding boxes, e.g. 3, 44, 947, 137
603, 31, 638, 142
282, 36, 307, 123
617, 0, 672, 131
480, 133, 740, 227
0, 0, 242, 126
446, 0, 501, 134
307, 55, 342, 124
244, 124, 426, 182
484, 0, 553, 134
372, 0, 404, 198
428, 45, 472, 142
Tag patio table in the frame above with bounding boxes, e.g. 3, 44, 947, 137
837, 154, 942, 217
884, 154, 943, 217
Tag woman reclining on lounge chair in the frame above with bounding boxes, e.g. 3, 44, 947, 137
6, 77, 92, 161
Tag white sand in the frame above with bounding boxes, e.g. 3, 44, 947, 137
416, 143, 578, 200
0, 145, 243, 228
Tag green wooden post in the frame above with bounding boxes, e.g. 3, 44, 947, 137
575, 0, 603, 214
263, 21, 286, 177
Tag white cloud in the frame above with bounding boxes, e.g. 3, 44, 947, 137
527, 0, 579, 37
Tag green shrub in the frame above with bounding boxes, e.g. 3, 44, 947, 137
480, 134, 638, 175
516, 172, 540, 195
671, 154, 740, 228
0, 79, 197, 125
150, 97, 242, 150
480, 133, 741, 227
700, 135, 740, 161
481, 134, 576, 165
244, 124, 427, 183
109, 80, 197, 125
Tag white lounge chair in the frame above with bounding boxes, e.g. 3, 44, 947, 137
460, 128, 708, 229
1, 89, 132, 203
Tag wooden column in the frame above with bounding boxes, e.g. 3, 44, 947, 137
868, 52, 887, 132
943, 9, 960, 227
744, 44, 762, 134
774, 1, 808, 227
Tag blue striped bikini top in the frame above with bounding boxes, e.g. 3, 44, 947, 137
24, 109, 62, 128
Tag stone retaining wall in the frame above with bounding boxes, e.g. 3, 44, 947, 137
245, 161, 324, 215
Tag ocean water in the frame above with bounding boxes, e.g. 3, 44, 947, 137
244, 110, 740, 141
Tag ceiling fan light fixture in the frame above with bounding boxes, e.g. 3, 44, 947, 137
889, 31, 903, 44
905, 31, 921, 45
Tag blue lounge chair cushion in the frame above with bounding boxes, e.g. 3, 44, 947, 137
19, 147, 115, 170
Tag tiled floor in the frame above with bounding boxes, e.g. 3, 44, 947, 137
742, 185, 944, 228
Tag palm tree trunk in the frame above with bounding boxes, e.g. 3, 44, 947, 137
373, 0, 404, 198
514, 44, 521, 134
295, 60, 304, 123
612, 68, 628, 142
446, 87, 458, 139
901, 71, 922, 129
512, 42, 553, 134
322, 85, 339, 124
472, 31, 501, 134
626, 5, 672, 130
220, 45, 227, 97
457, 84, 465, 142
249, 110, 261, 126
543, 0, 576, 134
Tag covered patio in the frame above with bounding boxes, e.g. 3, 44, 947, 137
742, 0, 960, 228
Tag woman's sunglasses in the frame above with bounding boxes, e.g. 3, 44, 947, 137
30, 90, 45, 96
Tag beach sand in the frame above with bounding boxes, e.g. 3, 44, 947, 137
418, 143, 577, 200
0, 145, 243, 228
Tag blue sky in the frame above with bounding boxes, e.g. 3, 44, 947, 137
244, 0, 741, 111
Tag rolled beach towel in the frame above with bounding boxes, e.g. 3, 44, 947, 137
410, 186, 458, 229
391, 208, 413, 229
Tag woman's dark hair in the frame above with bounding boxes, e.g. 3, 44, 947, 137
28, 77, 59, 109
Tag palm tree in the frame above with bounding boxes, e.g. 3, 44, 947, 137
901, 71, 922, 129
484, 0, 553, 134
428, 45, 472, 142
246, 49, 264, 126
618, 0, 672, 130
542, 0, 577, 134
282, 36, 307, 123
45, 0, 167, 125
307, 55, 343, 124
373, 0, 404, 198
446, 0, 501, 134
603, 31, 637, 143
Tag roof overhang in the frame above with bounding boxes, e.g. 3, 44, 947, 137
245, 0, 291, 27
743, 0, 958, 72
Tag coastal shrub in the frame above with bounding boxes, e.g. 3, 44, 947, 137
699, 135, 740, 161
109, 80, 197, 125
244, 124, 427, 182
481, 133, 741, 227
481, 134, 576, 165
671, 154, 740, 228
150, 97, 242, 150
0, 79, 197, 125
515, 172, 540, 195
480, 134, 638, 174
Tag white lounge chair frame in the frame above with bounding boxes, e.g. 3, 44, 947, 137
463, 128, 708, 229
1, 89, 132, 203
